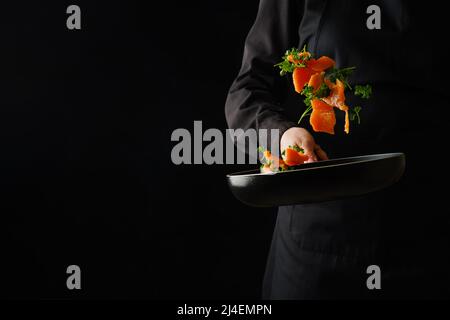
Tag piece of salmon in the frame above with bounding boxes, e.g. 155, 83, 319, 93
283, 148, 310, 166
292, 55, 334, 93
261, 150, 288, 172
310, 56, 335, 72
322, 79, 350, 134
310, 99, 336, 134
293, 67, 314, 93
308, 72, 324, 92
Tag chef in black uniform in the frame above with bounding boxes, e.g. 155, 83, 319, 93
225, 0, 450, 299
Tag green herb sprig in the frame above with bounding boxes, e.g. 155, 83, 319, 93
325, 67, 356, 89
298, 84, 331, 124
354, 84, 372, 99
349, 106, 362, 124
274, 46, 311, 76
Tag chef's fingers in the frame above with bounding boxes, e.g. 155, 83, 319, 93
301, 139, 318, 162
315, 145, 329, 160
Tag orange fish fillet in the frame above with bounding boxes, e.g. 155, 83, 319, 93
283, 148, 310, 166
308, 72, 324, 92
310, 56, 335, 73
292, 67, 314, 93
310, 99, 336, 135
322, 79, 350, 134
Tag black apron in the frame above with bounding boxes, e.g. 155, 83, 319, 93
261, 0, 450, 299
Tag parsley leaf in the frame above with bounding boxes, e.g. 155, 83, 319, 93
301, 85, 315, 107
289, 145, 304, 153
325, 67, 356, 89
274, 47, 311, 76
298, 84, 331, 124
354, 84, 372, 99
349, 106, 362, 124
315, 82, 331, 98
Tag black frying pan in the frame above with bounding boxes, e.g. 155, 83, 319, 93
227, 153, 405, 207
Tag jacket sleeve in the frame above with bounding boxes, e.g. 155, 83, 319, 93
225, 0, 303, 138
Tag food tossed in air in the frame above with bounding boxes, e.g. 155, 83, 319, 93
259, 47, 373, 173
275, 47, 372, 134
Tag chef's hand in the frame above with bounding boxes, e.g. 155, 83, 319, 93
281, 127, 328, 162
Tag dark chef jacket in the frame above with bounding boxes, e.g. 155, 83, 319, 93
225, 0, 450, 299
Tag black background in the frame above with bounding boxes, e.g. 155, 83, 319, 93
0, 1, 282, 299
